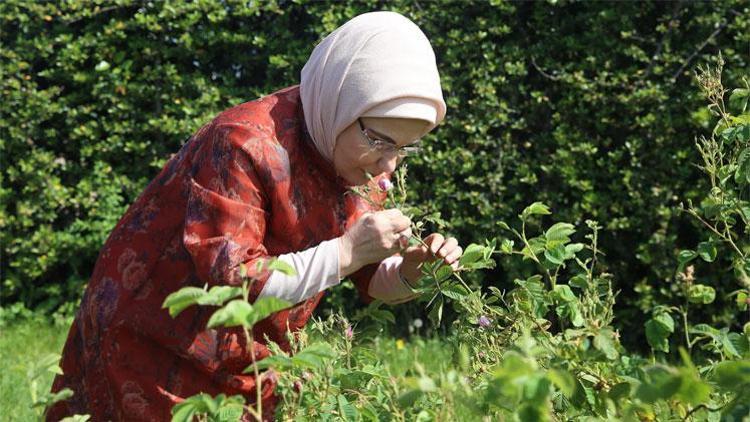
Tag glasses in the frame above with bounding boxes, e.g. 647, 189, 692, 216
357, 118, 422, 158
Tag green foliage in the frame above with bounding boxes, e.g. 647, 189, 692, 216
162, 285, 242, 317
2, 2, 749, 353
3, 2, 749, 419
0, 319, 77, 420
257, 206, 745, 420
170, 394, 244, 422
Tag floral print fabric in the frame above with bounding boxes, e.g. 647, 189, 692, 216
48, 86, 386, 421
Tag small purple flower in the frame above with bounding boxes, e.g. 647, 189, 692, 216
478, 315, 492, 328
344, 325, 354, 339
378, 178, 393, 192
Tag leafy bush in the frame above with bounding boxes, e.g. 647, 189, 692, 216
162, 198, 748, 420
2, 1, 749, 354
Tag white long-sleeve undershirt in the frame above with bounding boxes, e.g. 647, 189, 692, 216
257, 239, 419, 305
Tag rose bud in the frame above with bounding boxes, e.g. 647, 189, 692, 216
478, 315, 491, 328
378, 178, 393, 192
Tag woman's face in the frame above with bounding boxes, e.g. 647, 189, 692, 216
333, 117, 431, 185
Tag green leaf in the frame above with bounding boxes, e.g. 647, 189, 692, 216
689, 323, 720, 339
433, 264, 454, 283
500, 238, 515, 254
553, 285, 576, 302
198, 285, 242, 307
290, 343, 337, 369
737, 291, 749, 310
635, 366, 682, 403
545, 222, 575, 243
265, 258, 297, 276
338, 394, 358, 421
48, 388, 74, 404
687, 284, 716, 304
653, 312, 675, 332
459, 243, 485, 266
608, 382, 631, 401
60, 415, 91, 422
721, 332, 742, 358
736, 147, 750, 184
646, 314, 674, 353
569, 274, 588, 289
162, 287, 206, 317
521, 202, 551, 220
565, 243, 584, 256
441, 283, 469, 300
418, 376, 437, 392
676, 368, 712, 405
171, 401, 197, 422
206, 300, 253, 328
496, 221, 511, 231
94, 60, 110, 72
729, 88, 749, 113
594, 328, 619, 360
253, 355, 293, 371
397, 389, 423, 408
428, 296, 444, 326
697, 241, 717, 262
677, 250, 698, 272
544, 243, 567, 266
712, 360, 750, 390
547, 369, 576, 398
245, 297, 291, 327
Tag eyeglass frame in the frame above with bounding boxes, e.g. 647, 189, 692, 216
357, 118, 422, 158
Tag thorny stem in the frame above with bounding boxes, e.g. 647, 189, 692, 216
241, 281, 263, 421
684, 208, 745, 257
682, 401, 730, 421
513, 223, 555, 289
679, 306, 692, 353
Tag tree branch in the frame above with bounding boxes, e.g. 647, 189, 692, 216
671, 9, 738, 82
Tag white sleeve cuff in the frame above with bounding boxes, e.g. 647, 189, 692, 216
367, 255, 420, 305
257, 238, 341, 305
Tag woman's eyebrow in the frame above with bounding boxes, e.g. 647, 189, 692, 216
367, 128, 397, 145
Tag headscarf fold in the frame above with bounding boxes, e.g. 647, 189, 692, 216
300, 11, 446, 162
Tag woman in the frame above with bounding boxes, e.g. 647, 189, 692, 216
48, 11, 462, 421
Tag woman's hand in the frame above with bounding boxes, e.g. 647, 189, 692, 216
400, 233, 462, 286
338, 209, 412, 276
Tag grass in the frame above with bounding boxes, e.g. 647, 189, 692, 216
0, 318, 71, 421
0, 316, 457, 421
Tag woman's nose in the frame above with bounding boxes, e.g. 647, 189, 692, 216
377, 154, 399, 174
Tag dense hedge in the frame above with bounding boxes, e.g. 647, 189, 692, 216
1, 0, 747, 348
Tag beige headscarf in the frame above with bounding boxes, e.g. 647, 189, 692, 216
300, 11, 446, 163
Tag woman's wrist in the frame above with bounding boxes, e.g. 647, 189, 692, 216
337, 235, 362, 277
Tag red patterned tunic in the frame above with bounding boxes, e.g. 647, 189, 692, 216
48, 85, 386, 421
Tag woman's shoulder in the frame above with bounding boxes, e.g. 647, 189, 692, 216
212, 85, 300, 130
205, 85, 301, 151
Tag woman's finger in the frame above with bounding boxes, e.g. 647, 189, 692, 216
444, 246, 463, 264
396, 227, 412, 250
425, 233, 445, 255
436, 237, 458, 258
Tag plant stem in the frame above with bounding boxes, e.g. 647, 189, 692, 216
244, 325, 263, 421
685, 208, 745, 257
680, 307, 692, 353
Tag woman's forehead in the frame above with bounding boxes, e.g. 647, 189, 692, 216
360, 117, 431, 145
